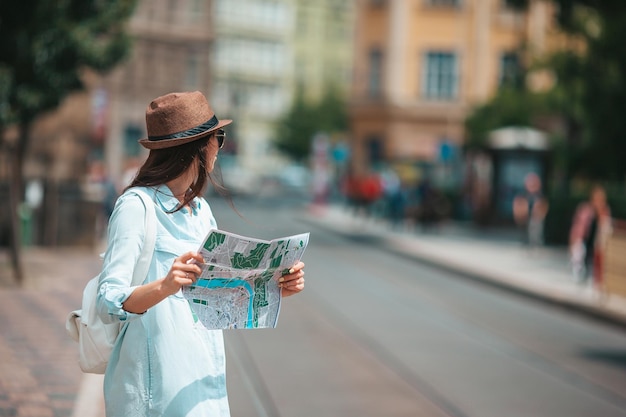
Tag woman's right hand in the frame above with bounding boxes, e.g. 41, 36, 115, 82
162, 251, 204, 296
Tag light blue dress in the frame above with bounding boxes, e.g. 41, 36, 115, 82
96, 185, 230, 417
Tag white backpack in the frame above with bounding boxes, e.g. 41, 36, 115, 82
65, 188, 157, 374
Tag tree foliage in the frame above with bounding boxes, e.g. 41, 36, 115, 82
465, 87, 548, 148
551, 0, 626, 180
0, 0, 137, 128
274, 86, 348, 161
0, 0, 137, 282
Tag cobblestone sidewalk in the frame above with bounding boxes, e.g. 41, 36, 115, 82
0, 247, 101, 417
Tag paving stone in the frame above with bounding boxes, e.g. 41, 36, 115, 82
16, 405, 53, 417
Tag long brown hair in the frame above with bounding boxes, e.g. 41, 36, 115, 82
125, 134, 228, 212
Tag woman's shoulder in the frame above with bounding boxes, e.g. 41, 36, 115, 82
112, 187, 156, 215
118, 186, 157, 204
105, 189, 153, 240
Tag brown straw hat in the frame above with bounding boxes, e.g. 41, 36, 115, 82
138, 91, 232, 150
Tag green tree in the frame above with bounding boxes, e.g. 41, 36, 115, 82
274, 86, 348, 161
274, 90, 319, 161
465, 87, 546, 148
0, 0, 137, 283
506, 0, 626, 181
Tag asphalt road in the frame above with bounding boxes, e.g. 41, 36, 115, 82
212, 197, 626, 417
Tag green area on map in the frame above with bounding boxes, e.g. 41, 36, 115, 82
204, 232, 226, 251
232, 242, 270, 269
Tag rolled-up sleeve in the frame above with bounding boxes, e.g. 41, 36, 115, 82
96, 193, 149, 323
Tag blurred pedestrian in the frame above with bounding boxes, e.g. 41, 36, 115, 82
96, 91, 306, 417
341, 169, 382, 219
359, 170, 383, 217
569, 185, 613, 286
380, 167, 406, 229
407, 178, 450, 231
513, 173, 549, 247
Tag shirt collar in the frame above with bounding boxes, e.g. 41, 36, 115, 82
152, 184, 201, 214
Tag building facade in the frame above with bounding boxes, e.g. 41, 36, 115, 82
209, 0, 294, 182
293, 0, 356, 102
209, 0, 356, 186
349, 0, 560, 177
103, 0, 214, 189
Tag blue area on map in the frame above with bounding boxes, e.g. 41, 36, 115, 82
191, 278, 255, 328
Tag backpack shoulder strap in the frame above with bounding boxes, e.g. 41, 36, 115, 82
126, 187, 157, 287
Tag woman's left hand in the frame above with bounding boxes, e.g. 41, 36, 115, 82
279, 261, 305, 297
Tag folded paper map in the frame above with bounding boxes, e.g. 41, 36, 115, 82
182, 229, 309, 330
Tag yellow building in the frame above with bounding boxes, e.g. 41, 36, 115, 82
349, 0, 560, 175
293, 0, 356, 102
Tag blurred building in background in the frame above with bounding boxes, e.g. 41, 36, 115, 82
209, 0, 356, 190
349, 0, 560, 183
209, 0, 293, 190
19, 0, 357, 217
293, 0, 356, 102
43, 0, 357, 197
103, 0, 214, 190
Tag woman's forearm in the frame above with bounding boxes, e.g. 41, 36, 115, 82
122, 278, 171, 314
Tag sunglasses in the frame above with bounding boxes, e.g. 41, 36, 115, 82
215, 129, 226, 149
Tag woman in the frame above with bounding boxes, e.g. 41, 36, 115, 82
96, 91, 306, 416
569, 185, 612, 285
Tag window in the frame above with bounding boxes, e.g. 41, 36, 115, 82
502, 0, 521, 9
500, 52, 521, 87
368, 48, 383, 98
427, 0, 461, 7
189, 0, 203, 22
168, 0, 177, 23
185, 51, 200, 90
423, 51, 458, 100
124, 124, 142, 157
248, 85, 282, 117
367, 136, 384, 165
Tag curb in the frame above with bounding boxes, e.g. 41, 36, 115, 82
386, 238, 626, 329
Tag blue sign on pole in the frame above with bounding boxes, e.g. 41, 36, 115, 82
439, 140, 455, 163
332, 141, 350, 164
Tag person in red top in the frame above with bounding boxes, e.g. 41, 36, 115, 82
359, 172, 383, 204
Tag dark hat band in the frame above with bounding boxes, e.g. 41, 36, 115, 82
148, 115, 219, 141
